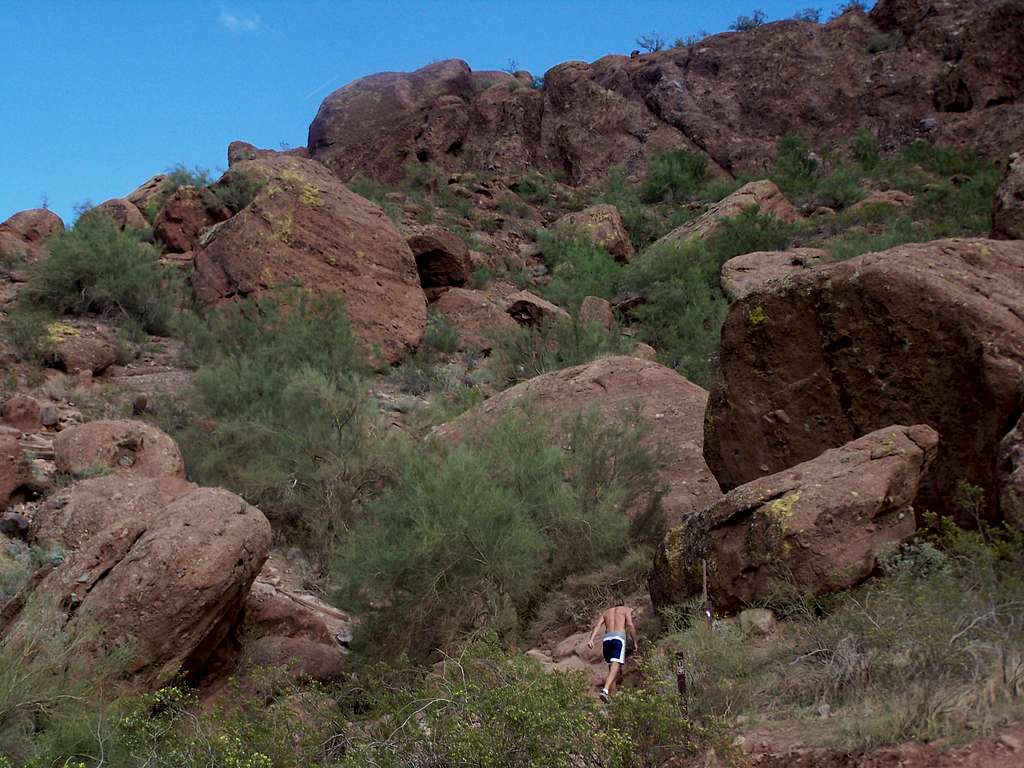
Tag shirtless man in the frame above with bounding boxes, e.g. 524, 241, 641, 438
587, 604, 638, 702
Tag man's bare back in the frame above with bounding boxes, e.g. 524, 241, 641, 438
587, 604, 638, 701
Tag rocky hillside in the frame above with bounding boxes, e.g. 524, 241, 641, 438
1, 1, 1024, 766
308, 0, 1024, 184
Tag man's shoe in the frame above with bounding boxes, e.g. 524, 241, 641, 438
599, 689, 609, 703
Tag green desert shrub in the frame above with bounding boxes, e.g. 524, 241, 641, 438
730, 9, 768, 31
771, 133, 818, 197
167, 292, 388, 554
622, 207, 793, 386
483, 314, 631, 389
346, 175, 401, 222
640, 149, 709, 203
210, 167, 265, 214
335, 640, 709, 768
538, 230, 624, 308
143, 163, 213, 221
19, 209, 179, 334
515, 171, 552, 204
594, 165, 676, 250
333, 407, 664, 659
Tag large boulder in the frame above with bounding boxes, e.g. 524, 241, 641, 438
992, 152, 1024, 240
96, 199, 148, 231
2, 486, 272, 689
194, 155, 426, 363
437, 356, 721, 526
125, 175, 166, 217
0, 208, 63, 261
53, 420, 185, 479
0, 436, 31, 512
505, 290, 571, 327
653, 181, 799, 248
552, 204, 634, 262
31, 474, 194, 550
720, 247, 828, 301
1, 394, 43, 433
153, 186, 230, 253
308, 60, 543, 184
704, 238, 1024, 523
227, 140, 309, 166
232, 558, 351, 683
431, 287, 517, 352
651, 425, 938, 612
406, 225, 472, 291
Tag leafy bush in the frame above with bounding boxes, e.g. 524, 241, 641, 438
793, 8, 822, 22
850, 128, 880, 168
515, 172, 552, 204
621, 207, 792, 386
593, 166, 676, 250
483, 315, 632, 389
771, 133, 818, 196
210, 168, 265, 214
19, 209, 179, 334
730, 9, 768, 31
539, 230, 624, 308
346, 175, 401, 222
166, 292, 388, 555
335, 640, 710, 767
640, 150, 709, 204
333, 407, 664, 659
866, 31, 903, 53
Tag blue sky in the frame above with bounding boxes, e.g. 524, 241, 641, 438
1, 1, 867, 223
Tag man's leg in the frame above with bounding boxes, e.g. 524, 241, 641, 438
603, 662, 620, 696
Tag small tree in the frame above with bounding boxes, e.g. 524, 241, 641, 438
792, 8, 821, 22
636, 32, 665, 52
730, 9, 768, 31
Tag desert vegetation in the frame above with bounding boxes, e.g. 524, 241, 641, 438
2, 7, 1022, 760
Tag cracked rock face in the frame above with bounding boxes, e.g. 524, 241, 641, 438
651, 424, 938, 612
2, 486, 271, 690
703, 238, 1024, 524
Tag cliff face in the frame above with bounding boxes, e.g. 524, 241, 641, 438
307, 0, 1024, 186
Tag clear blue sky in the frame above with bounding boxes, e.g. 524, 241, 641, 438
0, 1, 868, 223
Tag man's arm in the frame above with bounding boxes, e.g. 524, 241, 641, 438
625, 608, 639, 650
587, 613, 605, 648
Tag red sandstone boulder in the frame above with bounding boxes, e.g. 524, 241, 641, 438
227, 140, 309, 167
308, 60, 543, 184
992, 152, 1024, 240
96, 199, 148, 231
53, 333, 117, 376
2, 486, 271, 689
704, 238, 1024, 523
194, 155, 426, 363
53, 420, 185, 479
849, 189, 915, 213
579, 296, 615, 331
406, 225, 472, 290
720, 247, 828, 301
1, 394, 42, 433
153, 186, 231, 253
125, 175, 166, 217
0, 436, 30, 512
653, 181, 798, 248
437, 356, 721, 526
553, 205, 634, 262
31, 474, 194, 550
0, 208, 64, 261
505, 290, 571, 327
651, 425, 938, 612
233, 558, 351, 683
431, 287, 517, 352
